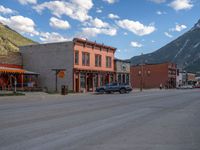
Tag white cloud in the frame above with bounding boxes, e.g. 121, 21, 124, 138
130, 41, 143, 48
170, 24, 187, 32
18, 0, 37, 5
108, 13, 120, 19
39, 32, 71, 43
169, 0, 193, 11
164, 32, 173, 38
96, 8, 102, 13
81, 27, 117, 37
117, 19, 156, 36
0, 5, 16, 14
49, 17, 70, 30
33, 0, 93, 22
89, 18, 109, 28
156, 10, 167, 15
149, 0, 166, 3
124, 32, 128, 35
103, 0, 118, 4
0, 15, 38, 36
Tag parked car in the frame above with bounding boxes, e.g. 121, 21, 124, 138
194, 85, 200, 88
96, 83, 132, 94
177, 85, 194, 89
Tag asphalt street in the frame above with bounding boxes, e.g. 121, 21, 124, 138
0, 89, 200, 150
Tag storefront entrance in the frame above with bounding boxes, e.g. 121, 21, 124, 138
74, 70, 115, 92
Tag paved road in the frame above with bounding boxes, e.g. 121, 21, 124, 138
0, 90, 200, 150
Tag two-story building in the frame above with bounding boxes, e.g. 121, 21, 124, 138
20, 38, 116, 92
114, 59, 130, 84
130, 62, 177, 89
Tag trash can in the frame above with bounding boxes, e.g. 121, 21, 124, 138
61, 85, 68, 95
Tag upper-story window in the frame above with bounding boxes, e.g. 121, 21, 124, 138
106, 56, 112, 68
95, 54, 102, 67
75, 51, 79, 65
82, 52, 90, 66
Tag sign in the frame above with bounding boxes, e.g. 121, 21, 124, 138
58, 71, 65, 78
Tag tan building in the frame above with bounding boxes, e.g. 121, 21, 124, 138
20, 38, 116, 93
114, 59, 130, 84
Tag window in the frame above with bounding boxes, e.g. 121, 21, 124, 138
82, 52, 90, 66
106, 56, 112, 68
95, 54, 102, 67
75, 51, 79, 65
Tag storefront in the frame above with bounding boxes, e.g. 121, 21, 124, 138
74, 69, 115, 92
0, 66, 39, 91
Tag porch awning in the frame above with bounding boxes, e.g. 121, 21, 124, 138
0, 66, 25, 74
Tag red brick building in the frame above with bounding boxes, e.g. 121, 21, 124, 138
130, 62, 177, 89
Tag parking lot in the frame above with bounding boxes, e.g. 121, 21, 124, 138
0, 89, 200, 150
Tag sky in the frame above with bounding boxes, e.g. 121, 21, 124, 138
0, 0, 200, 59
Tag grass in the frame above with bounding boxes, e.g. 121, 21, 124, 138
0, 92, 25, 96
0, 23, 36, 55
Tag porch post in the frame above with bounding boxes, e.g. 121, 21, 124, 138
98, 73, 100, 87
21, 74, 24, 90
85, 72, 87, 92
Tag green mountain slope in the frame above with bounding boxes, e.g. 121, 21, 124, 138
0, 22, 36, 55
130, 19, 200, 72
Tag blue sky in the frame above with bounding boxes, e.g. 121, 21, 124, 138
0, 0, 200, 59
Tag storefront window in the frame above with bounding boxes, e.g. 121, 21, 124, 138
118, 74, 121, 83
100, 74, 104, 86
80, 73, 86, 89
126, 74, 129, 84
94, 74, 98, 87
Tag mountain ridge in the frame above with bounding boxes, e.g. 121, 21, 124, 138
130, 19, 200, 73
0, 22, 36, 55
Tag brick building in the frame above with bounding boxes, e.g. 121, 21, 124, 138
130, 62, 177, 89
20, 38, 116, 92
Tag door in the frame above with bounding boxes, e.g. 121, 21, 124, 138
75, 78, 79, 92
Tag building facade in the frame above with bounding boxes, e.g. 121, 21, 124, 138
130, 62, 177, 89
114, 59, 130, 84
0, 52, 38, 91
20, 38, 116, 92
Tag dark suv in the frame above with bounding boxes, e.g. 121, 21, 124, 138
96, 83, 132, 94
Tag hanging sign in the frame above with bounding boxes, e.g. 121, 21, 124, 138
58, 71, 65, 78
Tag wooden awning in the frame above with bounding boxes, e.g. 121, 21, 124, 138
0, 66, 25, 74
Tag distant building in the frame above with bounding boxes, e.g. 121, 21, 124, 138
114, 59, 130, 84
176, 71, 187, 87
130, 62, 177, 89
187, 72, 196, 85
177, 71, 197, 86
20, 38, 116, 92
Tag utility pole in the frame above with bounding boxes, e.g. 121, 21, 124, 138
140, 53, 144, 92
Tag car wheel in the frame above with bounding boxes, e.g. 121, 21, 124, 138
99, 89, 105, 94
119, 88, 126, 94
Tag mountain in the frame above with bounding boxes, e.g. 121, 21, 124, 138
0, 22, 36, 55
130, 19, 200, 73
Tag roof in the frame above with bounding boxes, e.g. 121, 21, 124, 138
131, 62, 177, 67
0, 66, 25, 74
73, 38, 117, 51
0, 66, 39, 75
